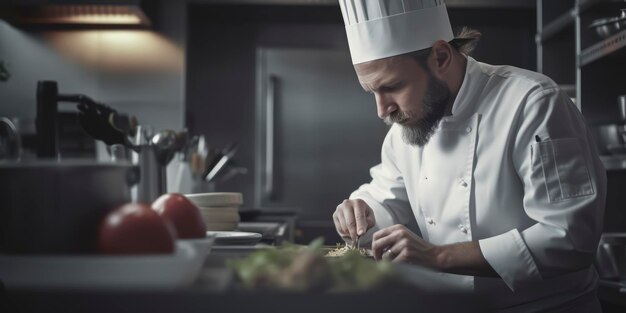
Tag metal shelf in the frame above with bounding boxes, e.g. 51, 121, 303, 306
538, 8, 576, 42
578, 0, 626, 15
579, 30, 626, 66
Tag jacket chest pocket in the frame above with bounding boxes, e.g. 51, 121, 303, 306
532, 138, 595, 202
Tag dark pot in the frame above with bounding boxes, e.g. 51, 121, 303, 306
0, 160, 139, 254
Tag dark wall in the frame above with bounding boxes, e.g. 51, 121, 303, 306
185, 4, 537, 210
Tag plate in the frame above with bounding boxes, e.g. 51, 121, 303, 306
207, 231, 262, 245
0, 241, 204, 290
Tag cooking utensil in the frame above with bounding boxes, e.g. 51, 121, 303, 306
151, 130, 179, 165
205, 143, 239, 182
0, 160, 139, 254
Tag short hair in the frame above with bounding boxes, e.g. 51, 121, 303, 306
402, 27, 482, 68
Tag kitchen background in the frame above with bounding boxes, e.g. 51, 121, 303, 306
0, 0, 624, 244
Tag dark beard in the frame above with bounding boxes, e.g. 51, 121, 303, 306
384, 74, 450, 146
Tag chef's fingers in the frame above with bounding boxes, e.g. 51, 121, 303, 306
333, 210, 349, 237
353, 201, 370, 236
371, 228, 399, 261
341, 202, 358, 241
372, 225, 407, 260
366, 211, 376, 229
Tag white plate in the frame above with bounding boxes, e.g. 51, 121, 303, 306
0, 241, 204, 290
207, 231, 262, 245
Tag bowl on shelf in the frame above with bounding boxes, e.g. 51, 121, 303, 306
589, 9, 626, 38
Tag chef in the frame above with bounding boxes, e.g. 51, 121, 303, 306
331, 1, 607, 312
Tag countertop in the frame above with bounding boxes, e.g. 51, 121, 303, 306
0, 246, 485, 313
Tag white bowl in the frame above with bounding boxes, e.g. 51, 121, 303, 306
0, 241, 204, 290
205, 222, 238, 231
179, 234, 215, 256
199, 211, 240, 223
185, 192, 243, 207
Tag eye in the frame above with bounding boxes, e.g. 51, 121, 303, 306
380, 82, 402, 92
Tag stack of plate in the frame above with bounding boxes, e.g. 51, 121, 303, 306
185, 192, 243, 231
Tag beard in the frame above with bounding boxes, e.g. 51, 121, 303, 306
383, 74, 451, 146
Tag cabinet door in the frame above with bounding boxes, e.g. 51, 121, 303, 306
255, 47, 387, 219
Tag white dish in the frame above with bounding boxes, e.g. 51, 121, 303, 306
179, 234, 215, 256
0, 241, 204, 290
207, 231, 262, 245
185, 192, 243, 207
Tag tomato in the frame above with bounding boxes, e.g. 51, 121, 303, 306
99, 203, 176, 255
152, 193, 207, 239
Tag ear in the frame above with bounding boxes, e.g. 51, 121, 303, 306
427, 40, 453, 79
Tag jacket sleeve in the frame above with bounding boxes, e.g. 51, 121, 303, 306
479, 87, 607, 291
348, 125, 415, 246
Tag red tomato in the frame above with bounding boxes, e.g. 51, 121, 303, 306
152, 193, 207, 239
99, 203, 176, 255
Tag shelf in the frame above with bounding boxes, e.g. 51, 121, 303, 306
579, 0, 626, 15
579, 30, 626, 66
538, 8, 576, 42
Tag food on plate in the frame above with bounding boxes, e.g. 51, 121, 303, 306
98, 203, 177, 255
229, 238, 392, 292
152, 193, 207, 239
325, 243, 370, 257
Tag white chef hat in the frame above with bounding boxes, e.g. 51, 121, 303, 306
339, 0, 454, 64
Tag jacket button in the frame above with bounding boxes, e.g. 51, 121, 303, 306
465, 127, 472, 133
426, 217, 435, 225
458, 224, 468, 234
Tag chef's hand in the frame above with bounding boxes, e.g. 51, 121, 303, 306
372, 224, 439, 267
332, 199, 376, 242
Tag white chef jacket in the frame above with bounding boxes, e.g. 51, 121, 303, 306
349, 57, 607, 312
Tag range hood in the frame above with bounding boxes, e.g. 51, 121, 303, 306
0, 0, 154, 27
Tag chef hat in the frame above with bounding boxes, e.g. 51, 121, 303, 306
339, 0, 454, 64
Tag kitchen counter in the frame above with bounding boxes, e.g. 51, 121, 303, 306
0, 247, 486, 313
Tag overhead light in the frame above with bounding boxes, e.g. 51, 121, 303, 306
1, 2, 152, 27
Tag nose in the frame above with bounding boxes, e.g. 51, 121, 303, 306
375, 93, 397, 119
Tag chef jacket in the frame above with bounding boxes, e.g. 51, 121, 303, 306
349, 57, 607, 312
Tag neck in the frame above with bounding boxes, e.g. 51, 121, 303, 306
444, 52, 468, 116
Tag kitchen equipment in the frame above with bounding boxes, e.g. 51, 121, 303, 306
36, 80, 137, 158
595, 233, 626, 281
0, 241, 203, 290
589, 9, 626, 38
0, 160, 139, 254
0, 117, 21, 160
135, 128, 187, 202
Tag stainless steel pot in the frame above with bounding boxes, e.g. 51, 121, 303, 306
0, 160, 139, 254
595, 233, 626, 280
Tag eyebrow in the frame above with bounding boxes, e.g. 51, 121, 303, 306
361, 77, 399, 93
